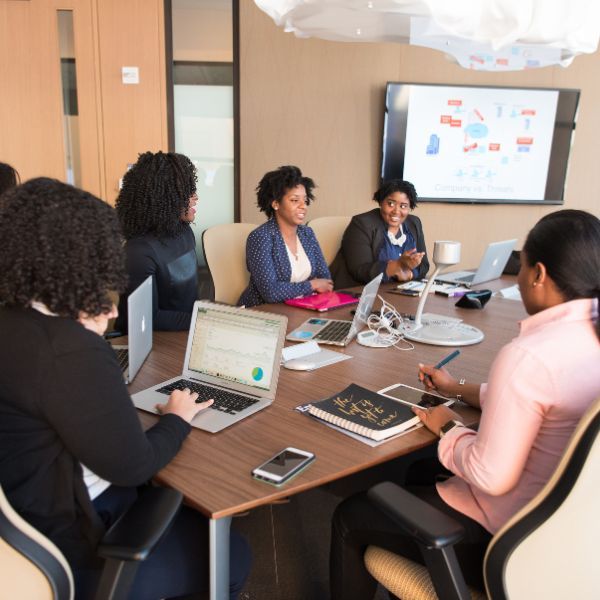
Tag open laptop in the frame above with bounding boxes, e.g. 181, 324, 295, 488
436, 239, 517, 287
286, 274, 383, 346
111, 275, 153, 384
131, 301, 288, 433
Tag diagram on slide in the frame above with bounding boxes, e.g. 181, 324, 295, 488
403, 86, 559, 200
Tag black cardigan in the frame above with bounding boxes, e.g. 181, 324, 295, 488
331, 208, 429, 289
0, 307, 191, 568
116, 226, 198, 332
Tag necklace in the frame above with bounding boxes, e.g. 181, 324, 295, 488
284, 234, 299, 260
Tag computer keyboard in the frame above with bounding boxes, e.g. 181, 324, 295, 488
114, 348, 129, 372
156, 379, 259, 415
314, 320, 352, 343
456, 274, 475, 283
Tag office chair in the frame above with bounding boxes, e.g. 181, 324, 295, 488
0, 484, 183, 600
307, 216, 351, 266
364, 396, 600, 600
202, 223, 256, 305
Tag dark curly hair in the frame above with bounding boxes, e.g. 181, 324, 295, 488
0, 177, 127, 318
116, 151, 197, 239
523, 209, 600, 340
0, 161, 20, 196
256, 165, 316, 219
373, 180, 418, 209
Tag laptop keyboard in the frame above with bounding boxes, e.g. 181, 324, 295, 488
113, 348, 129, 373
455, 274, 475, 283
156, 379, 259, 415
314, 320, 352, 343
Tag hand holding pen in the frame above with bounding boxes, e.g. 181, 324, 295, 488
418, 350, 460, 393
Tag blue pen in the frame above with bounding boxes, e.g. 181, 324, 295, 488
434, 349, 460, 370
422, 350, 460, 385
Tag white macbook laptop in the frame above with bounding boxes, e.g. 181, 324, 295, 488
112, 275, 153, 384
436, 239, 517, 287
131, 301, 288, 433
286, 274, 383, 346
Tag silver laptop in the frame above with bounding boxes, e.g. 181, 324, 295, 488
436, 239, 517, 287
112, 276, 153, 384
286, 274, 383, 346
131, 301, 288, 433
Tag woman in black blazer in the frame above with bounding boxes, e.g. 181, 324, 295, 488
331, 180, 429, 288
0, 178, 250, 599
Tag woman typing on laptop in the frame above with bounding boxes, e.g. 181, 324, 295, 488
238, 165, 333, 307
331, 179, 429, 288
330, 210, 600, 599
0, 179, 250, 599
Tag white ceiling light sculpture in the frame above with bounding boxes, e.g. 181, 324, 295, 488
254, 0, 600, 70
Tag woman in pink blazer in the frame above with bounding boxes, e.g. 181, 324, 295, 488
330, 209, 600, 600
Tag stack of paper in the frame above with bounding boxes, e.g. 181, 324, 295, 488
495, 285, 522, 301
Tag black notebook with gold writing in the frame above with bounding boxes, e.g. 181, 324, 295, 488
307, 384, 419, 441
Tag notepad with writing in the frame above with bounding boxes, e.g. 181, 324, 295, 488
307, 384, 419, 441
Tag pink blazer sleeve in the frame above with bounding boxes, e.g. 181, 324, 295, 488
438, 343, 552, 496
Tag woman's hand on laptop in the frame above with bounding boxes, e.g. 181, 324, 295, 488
155, 388, 214, 423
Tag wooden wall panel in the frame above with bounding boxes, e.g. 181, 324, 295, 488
0, 0, 168, 203
96, 0, 168, 204
239, 2, 600, 269
0, 0, 66, 182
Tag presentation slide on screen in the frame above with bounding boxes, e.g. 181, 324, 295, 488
403, 86, 559, 200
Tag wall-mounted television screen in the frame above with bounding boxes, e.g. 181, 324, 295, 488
381, 83, 580, 205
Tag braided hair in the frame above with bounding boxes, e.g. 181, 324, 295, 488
116, 151, 197, 239
523, 209, 600, 340
256, 165, 316, 219
0, 178, 126, 318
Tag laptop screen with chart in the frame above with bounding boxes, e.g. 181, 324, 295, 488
188, 305, 280, 392
131, 302, 288, 432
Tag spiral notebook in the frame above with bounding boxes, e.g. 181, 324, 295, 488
307, 384, 419, 441
305, 383, 453, 442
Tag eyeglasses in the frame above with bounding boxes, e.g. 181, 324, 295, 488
384, 199, 410, 211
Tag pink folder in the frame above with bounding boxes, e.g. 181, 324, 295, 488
284, 291, 359, 312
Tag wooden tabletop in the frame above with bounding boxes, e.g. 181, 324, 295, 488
128, 278, 526, 519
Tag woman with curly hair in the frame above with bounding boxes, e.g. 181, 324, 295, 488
331, 179, 429, 288
0, 178, 250, 599
238, 165, 332, 307
0, 161, 20, 195
115, 151, 199, 331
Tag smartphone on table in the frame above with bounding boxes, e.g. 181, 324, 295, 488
252, 447, 315, 486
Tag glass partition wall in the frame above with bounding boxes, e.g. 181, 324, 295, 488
57, 10, 82, 187
167, 0, 238, 292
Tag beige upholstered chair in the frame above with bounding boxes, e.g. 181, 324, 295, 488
365, 396, 600, 600
202, 223, 256, 305
0, 484, 74, 599
0, 485, 182, 600
308, 216, 351, 266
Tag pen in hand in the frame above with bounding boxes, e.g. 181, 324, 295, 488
422, 349, 461, 386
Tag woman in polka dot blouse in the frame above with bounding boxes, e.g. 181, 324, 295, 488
238, 165, 333, 307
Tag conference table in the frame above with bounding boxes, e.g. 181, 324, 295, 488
128, 277, 526, 600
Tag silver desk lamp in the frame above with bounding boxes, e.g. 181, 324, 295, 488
404, 240, 484, 346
